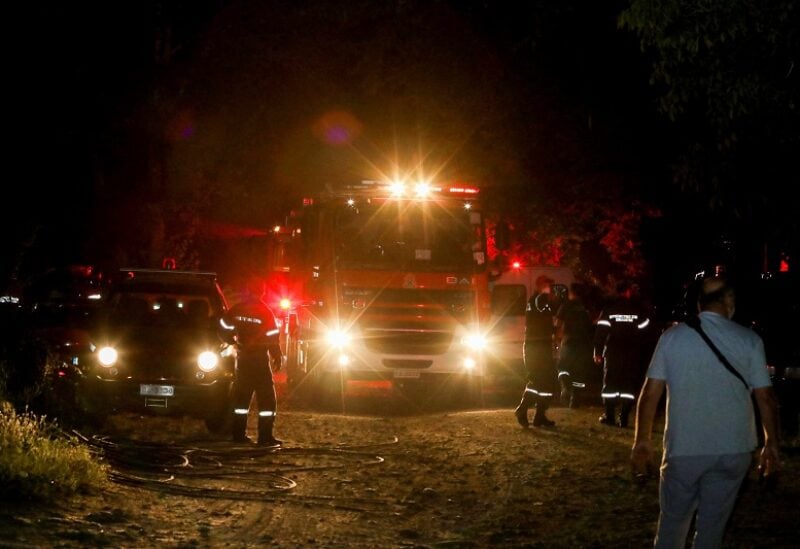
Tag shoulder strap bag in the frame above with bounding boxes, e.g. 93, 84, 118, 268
684, 315, 749, 390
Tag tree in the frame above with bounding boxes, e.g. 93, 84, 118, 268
619, 0, 800, 269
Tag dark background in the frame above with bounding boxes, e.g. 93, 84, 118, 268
5, 0, 798, 310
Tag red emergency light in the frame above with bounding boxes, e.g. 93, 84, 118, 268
448, 186, 480, 195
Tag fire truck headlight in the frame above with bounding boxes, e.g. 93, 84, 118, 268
337, 353, 351, 367
389, 181, 406, 196
414, 182, 432, 197
197, 351, 219, 372
97, 346, 118, 367
325, 329, 351, 348
461, 334, 487, 351
463, 357, 477, 370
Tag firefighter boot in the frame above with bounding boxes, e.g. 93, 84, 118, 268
559, 375, 573, 407
532, 400, 555, 427
514, 389, 536, 427
257, 416, 283, 446
599, 399, 617, 426
618, 400, 633, 428
569, 387, 581, 409
232, 414, 249, 443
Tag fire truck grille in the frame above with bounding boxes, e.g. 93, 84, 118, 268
344, 288, 476, 322
363, 330, 453, 355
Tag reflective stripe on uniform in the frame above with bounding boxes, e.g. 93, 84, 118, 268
609, 314, 638, 323
525, 387, 554, 397
637, 319, 650, 329
266, 329, 280, 336
620, 393, 636, 400
234, 408, 249, 415
597, 319, 611, 327
258, 410, 276, 417
235, 315, 262, 325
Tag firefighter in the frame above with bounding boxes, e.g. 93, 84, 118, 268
515, 276, 561, 427
593, 281, 651, 427
553, 282, 595, 408
229, 281, 284, 445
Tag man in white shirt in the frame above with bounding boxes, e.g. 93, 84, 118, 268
631, 275, 780, 548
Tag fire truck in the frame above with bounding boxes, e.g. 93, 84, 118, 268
279, 179, 491, 405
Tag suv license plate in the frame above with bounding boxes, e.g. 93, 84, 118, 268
393, 370, 420, 379
140, 384, 175, 396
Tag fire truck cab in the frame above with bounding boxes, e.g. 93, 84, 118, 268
283, 179, 491, 405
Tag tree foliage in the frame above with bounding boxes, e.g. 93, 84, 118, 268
619, 0, 799, 254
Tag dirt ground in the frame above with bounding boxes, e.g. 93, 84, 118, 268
1, 388, 798, 549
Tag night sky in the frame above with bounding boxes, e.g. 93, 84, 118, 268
6, 0, 798, 300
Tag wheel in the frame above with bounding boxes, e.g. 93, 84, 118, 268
74, 381, 109, 431
315, 371, 346, 412
205, 414, 232, 435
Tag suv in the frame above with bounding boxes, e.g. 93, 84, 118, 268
76, 269, 236, 433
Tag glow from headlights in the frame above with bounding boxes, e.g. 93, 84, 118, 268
97, 346, 118, 367
337, 354, 350, 367
197, 351, 219, 372
279, 298, 291, 310
389, 181, 405, 196
414, 182, 432, 197
325, 329, 350, 348
462, 334, 487, 350
220, 344, 236, 358
463, 357, 477, 369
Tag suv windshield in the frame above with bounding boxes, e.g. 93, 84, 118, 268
334, 202, 485, 272
105, 271, 226, 329
107, 292, 217, 329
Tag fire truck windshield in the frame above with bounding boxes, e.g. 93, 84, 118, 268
334, 201, 485, 272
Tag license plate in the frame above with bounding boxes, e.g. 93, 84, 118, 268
140, 384, 175, 396
393, 369, 420, 379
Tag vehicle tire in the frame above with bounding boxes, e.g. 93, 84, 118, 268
74, 383, 108, 431
315, 371, 346, 412
79, 410, 108, 431
205, 414, 232, 435
285, 335, 303, 389
461, 375, 484, 409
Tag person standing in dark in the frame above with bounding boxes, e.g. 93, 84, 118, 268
632, 275, 780, 548
515, 275, 560, 427
593, 281, 652, 427
554, 282, 595, 408
228, 280, 284, 445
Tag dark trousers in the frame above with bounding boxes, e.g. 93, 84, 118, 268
233, 352, 276, 413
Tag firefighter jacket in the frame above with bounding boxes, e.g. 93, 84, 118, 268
593, 297, 651, 360
229, 300, 282, 363
555, 299, 593, 346
525, 292, 556, 343
593, 297, 652, 395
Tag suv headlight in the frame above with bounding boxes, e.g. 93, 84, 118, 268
97, 346, 118, 367
197, 351, 219, 372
